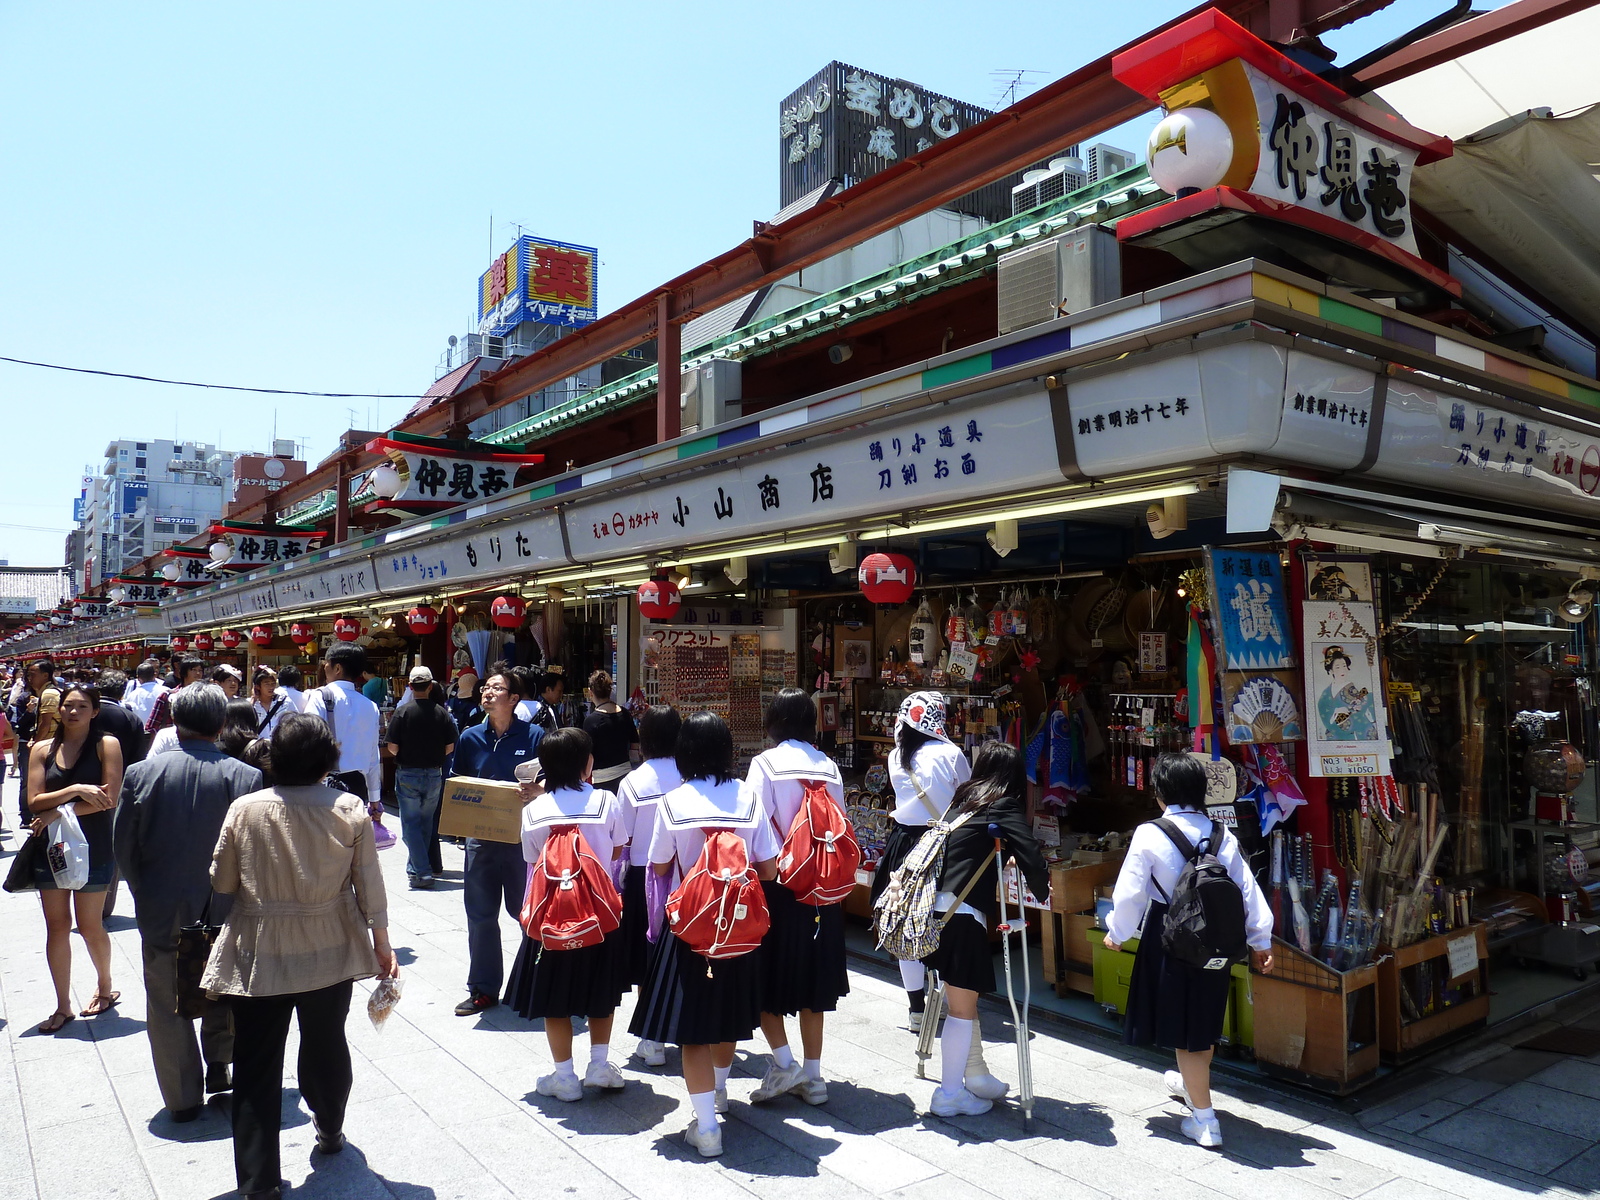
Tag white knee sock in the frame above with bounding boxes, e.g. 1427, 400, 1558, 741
771, 1044, 795, 1069
898, 959, 926, 993
552, 1057, 576, 1077
689, 1090, 718, 1132
589, 1043, 609, 1066
940, 1017, 973, 1093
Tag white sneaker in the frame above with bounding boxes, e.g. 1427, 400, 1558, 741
583, 1060, 625, 1090
536, 1070, 583, 1102
635, 1039, 667, 1067
1165, 1069, 1193, 1108
1181, 1114, 1223, 1148
789, 1077, 828, 1105
965, 1072, 1010, 1101
929, 1086, 993, 1117
714, 1086, 728, 1113
909, 1010, 924, 1032
684, 1119, 723, 1158
749, 1058, 806, 1103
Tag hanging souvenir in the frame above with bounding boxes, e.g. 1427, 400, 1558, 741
987, 595, 1007, 640
963, 593, 988, 646
908, 597, 941, 666
1009, 588, 1029, 638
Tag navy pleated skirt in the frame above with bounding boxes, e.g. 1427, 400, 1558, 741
505, 927, 629, 1020
1122, 902, 1232, 1053
759, 880, 850, 1016
628, 930, 763, 1046
920, 911, 995, 994
620, 867, 651, 987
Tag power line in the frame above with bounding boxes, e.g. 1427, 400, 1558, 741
0, 521, 72, 533
0, 354, 425, 399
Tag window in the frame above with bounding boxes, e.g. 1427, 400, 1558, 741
135, 457, 146, 469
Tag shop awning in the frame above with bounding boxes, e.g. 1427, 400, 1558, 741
1228, 467, 1600, 569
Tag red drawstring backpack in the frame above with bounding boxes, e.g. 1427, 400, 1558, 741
520, 826, 623, 951
776, 780, 861, 906
666, 829, 770, 968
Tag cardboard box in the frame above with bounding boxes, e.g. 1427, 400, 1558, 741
1049, 856, 1125, 914
438, 775, 526, 844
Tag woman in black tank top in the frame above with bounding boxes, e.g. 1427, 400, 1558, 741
26, 682, 125, 1033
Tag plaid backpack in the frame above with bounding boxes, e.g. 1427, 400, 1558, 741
872, 810, 989, 961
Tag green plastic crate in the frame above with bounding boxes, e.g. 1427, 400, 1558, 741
1085, 927, 1254, 1049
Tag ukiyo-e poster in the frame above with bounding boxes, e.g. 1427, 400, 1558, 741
1302, 600, 1392, 776
1304, 556, 1374, 603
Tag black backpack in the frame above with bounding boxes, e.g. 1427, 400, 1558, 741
1152, 818, 1249, 970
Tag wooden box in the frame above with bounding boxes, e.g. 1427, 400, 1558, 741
1377, 923, 1490, 1064
1049, 857, 1124, 914
1251, 937, 1381, 1095
1040, 910, 1098, 996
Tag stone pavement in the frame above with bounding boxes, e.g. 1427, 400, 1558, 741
2, 771, 1599, 1200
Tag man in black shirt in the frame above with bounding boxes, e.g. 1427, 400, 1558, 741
384, 667, 457, 889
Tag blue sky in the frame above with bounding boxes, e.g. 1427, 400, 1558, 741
0, 0, 1485, 565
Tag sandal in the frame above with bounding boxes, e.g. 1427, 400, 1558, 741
38, 1010, 74, 1034
80, 992, 120, 1017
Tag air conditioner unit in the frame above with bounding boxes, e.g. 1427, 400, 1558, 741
996, 224, 1121, 335
680, 361, 743, 434
1010, 162, 1087, 216
484, 335, 506, 359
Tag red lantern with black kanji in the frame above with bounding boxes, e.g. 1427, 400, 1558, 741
171, 635, 189, 653
858, 552, 916, 606
333, 617, 361, 642
250, 626, 273, 647
220, 629, 243, 650
289, 622, 316, 646
490, 595, 525, 629
637, 576, 681, 621
406, 605, 440, 635
193, 632, 215, 652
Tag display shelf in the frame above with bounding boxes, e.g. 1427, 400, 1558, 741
1377, 924, 1490, 1064
1252, 937, 1381, 1095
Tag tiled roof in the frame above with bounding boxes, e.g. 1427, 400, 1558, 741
0, 567, 73, 608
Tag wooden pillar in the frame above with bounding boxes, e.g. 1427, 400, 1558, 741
656, 292, 680, 444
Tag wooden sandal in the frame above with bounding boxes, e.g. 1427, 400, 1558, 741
80, 992, 120, 1017
38, 1010, 75, 1034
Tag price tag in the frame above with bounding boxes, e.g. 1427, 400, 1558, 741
1445, 932, 1479, 980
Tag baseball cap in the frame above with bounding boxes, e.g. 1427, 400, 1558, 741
409, 666, 434, 686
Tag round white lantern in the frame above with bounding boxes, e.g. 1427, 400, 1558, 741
162, 561, 184, 582
370, 462, 403, 500
1147, 106, 1234, 197
208, 540, 232, 563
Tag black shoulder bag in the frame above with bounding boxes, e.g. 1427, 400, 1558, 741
174, 895, 222, 1018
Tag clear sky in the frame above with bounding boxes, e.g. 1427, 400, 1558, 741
0, 0, 1480, 566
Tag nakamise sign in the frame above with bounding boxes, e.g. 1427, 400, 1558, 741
207, 523, 324, 571
365, 434, 545, 514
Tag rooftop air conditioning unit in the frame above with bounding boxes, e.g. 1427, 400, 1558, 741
1010, 156, 1088, 216
484, 335, 506, 359
680, 360, 743, 435
996, 223, 1120, 336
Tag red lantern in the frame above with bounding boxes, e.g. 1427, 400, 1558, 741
490, 595, 525, 629
170, 636, 189, 653
406, 604, 440, 635
250, 626, 274, 647
637, 576, 681, 621
333, 617, 362, 642
858, 551, 916, 606
220, 629, 243, 650
193, 632, 215, 652
289, 622, 316, 646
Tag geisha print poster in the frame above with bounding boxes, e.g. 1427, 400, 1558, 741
1302, 600, 1392, 776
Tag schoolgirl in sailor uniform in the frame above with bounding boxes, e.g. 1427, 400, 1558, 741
504, 728, 631, 1103
615, 704, 683, 1067
1104, 753, 1274, 1148
867, 691, 971, 1026
744, 688, 849, 1107
919, 741, 1049, 1116
628, 712, 781, 1159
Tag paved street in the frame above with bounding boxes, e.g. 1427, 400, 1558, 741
2, 773, 1599, 1200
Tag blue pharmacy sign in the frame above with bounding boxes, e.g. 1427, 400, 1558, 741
1208, 548, 1293, 670
477, 235, 598, 336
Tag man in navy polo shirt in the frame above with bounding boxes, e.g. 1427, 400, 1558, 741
451, 669, 543, 1016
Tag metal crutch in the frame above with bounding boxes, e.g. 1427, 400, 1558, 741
914, 967, 945, 1079
990, 824, 1035, 1129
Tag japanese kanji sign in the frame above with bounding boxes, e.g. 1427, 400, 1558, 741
478, 234, 598, 336
365, 435, 544, 513
1207, 549, 1293, 670
207, 524, 324, 572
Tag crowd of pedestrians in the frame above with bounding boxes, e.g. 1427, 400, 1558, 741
0, 651, 1269, 1197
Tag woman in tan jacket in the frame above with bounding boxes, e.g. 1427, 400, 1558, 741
203, 714, 398, 1200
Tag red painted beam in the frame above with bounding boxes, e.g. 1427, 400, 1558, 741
1352, 0, 1599, 90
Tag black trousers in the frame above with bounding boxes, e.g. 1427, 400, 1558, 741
230, 981, 353, 1195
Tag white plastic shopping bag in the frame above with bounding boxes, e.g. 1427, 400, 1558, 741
46, 807, 90, 891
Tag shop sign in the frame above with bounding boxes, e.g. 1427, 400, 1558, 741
374, 512, 565, 590
566, 388, 1063, 562
210, 580, 280, 622
1207, 549, 1292, 670
0, 597, 37, 615
272, 555, 380, 614
208, 525, 323, 570
1372, 379, 1600, 514
166, 596, 217, 630
365, 436, 545, 511
1302, 600, 1391, 776
110, 578, 175, 607
73, 602, 114, 621
478, 234, 598, 336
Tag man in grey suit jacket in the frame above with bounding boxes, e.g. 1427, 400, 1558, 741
114, 683, 262, 1122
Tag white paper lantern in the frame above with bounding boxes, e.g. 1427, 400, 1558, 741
1147, 106, 1234, 197
162, 561, 184, 582
371, 462, 403, 499
209, 540, 232, 563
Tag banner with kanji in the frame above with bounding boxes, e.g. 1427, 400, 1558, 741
365, 433, 544, 513
208, 523, 324, 571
